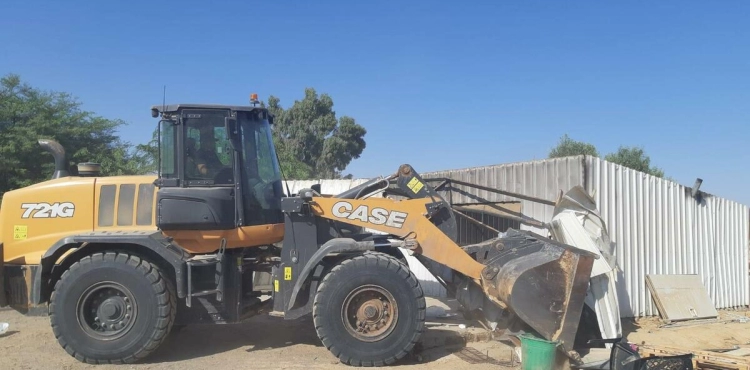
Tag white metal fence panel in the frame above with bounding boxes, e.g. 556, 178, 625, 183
283, 179, 370, 196
586, 157, 749, 317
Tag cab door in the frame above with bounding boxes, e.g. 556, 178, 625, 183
156, 109, 237, 231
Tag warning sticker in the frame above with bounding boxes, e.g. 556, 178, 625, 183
284, 267, 292, 280
13, 225, 27, 240
274, 280, 279, 292
407, 177, 424, 194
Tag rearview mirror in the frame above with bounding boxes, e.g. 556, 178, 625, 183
224, 117, 240, 151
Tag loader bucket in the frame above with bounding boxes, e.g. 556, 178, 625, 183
471, 230, 597, 356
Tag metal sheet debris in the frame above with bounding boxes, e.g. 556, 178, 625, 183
549, 186, 622, 342
645, 274, 719, 322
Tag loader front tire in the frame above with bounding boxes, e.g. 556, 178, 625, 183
313, 252, 425, 367
49, 252, 176, 364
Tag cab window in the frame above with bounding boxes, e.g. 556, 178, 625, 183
183, 111, 233, 185
159, 121, 176, 178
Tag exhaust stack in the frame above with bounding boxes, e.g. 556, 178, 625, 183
38, 139, 69, 179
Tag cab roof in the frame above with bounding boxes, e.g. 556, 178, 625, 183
151, 103, 266, 114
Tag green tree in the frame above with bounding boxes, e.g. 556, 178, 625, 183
0, 73, 146, 197
276, 149, 314, 180
267, 88, 366, 179
547, 134, 666, 178
548, 134, 600, 158
604, 146, 665, 178
130, 130, 159, 174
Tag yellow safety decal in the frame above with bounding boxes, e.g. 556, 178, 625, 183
284, 267, 292, 280
274, 280, 279, 292
13, 225, 27, 240
407, 177, 424, 194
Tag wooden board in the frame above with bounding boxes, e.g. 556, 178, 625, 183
645, 274, 719, 322
639, 344, 750, 370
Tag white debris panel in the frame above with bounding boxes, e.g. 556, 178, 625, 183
550, 186, 622, 341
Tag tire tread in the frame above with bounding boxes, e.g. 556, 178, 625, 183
313, 252, 425, 367
49, 251, 176, 364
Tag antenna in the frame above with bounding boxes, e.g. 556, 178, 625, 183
162, 85, 167, 113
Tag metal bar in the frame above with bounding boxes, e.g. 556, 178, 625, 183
451, 201, 520, 206
337, 175, 395, 199
453, 205, 547, 229
425, 178, 556, 206
216, 239, 226, 302
453, 209, 501, 234
432, 179, 449, 191
191, 290, 221, 297
186, 262, 192, 308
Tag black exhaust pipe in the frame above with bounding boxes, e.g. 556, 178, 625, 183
38, 139, 69, 179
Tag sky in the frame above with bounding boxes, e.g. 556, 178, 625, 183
1, 1, 749, 205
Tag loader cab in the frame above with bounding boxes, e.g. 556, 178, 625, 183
151, 103, 284, 230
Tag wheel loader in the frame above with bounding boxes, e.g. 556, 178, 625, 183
0, 98, 597, 366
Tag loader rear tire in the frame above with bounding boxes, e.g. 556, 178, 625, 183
313, 252, 425, 367
49, 252, 176, 364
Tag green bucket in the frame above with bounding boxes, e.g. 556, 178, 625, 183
520, 334, 559, 370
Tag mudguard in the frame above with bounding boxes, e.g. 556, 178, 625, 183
34, 231, 190, 304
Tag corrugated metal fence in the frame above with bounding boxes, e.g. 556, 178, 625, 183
586, 157, 749, 317
423, 156, 586, 235
424, 156, 749, 317
283, 179, 370, 196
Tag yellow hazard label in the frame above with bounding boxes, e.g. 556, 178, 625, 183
407, 177, 424, 194
13, 225, 27, 240
284, 267, 292, 280
274, 280, 279, 292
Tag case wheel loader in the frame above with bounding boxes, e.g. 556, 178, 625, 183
0, 98, 597, 366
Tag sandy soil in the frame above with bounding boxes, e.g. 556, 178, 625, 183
626, 310, 750, 351
0, 307, 518, 370
2, 307, 749, 370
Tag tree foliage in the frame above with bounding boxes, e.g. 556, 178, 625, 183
548, 134, 599, 158
267, 88, 366, 179
604, 146, 664, 177
548, 134, 665, 178
0, 74, 147, 197
131, 131, 159, 174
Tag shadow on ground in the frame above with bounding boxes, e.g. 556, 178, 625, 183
405, 343, 516, 367
144, 315, 322, 363
621, 318, 642, 339
143, 313, 504, 366
395, 328, 516, 367
0, 331, 19, 338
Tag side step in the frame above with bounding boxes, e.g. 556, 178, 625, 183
185, 239, 226, 308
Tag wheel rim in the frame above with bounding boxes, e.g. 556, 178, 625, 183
76, 281, 138, 340
341, 284, 399, 342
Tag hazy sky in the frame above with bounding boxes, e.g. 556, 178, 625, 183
2, 1, 748, 204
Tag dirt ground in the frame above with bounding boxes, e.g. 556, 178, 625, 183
1, 306, 749, 370
625, 310, 750, 351
0, 306, 518, 370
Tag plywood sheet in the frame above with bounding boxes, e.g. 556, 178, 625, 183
646, 274, 719, 322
